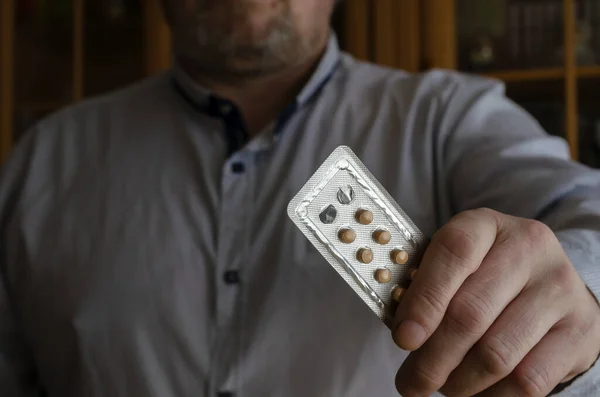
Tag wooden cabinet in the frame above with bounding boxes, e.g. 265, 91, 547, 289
336, 0, 600, 168
0, 0, 171, 163
333, 0, 421, 72
421, 0, 600, 166
3, 0, 599, 167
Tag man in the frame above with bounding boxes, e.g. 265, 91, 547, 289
1, 0, 599, 396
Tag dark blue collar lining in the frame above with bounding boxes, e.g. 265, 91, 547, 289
170, 31, 342, 153
172, 79, 249, 155
273, 58, 340, 135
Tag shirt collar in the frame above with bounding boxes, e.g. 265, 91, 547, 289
296, 31, 341, 106
171, 30, 341, 112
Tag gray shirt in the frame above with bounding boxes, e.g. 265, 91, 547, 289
1, 34, 599, 397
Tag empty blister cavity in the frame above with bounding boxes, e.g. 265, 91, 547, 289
319, 204, 337, 224
337, 185, 355, 205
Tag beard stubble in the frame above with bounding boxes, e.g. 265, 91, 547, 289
178, 0, 315, 77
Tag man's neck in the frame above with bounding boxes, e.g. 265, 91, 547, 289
177, 46, 326, 137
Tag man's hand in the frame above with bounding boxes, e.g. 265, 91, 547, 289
392, 208, 600, 397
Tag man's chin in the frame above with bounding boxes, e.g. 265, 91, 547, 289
222, 57, 289, 78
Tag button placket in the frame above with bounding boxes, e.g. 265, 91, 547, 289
211, 153, 249, 393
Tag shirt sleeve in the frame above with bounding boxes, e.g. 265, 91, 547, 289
440, 73, 600, 396
0, 276, 39, 396
0, 131, 43, 396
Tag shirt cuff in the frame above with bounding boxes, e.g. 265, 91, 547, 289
552, 230, 600, 396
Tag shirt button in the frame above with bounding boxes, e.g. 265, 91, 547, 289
223, 271, 240, 285
231, 162, 245, 173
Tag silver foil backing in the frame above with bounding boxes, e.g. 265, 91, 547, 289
287, 146, 428, 327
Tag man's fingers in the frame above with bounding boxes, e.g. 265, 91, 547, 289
441, 280, 568, 396
392, 208, 498, 350
395, 242, 528, 396
474, 325, 583, 397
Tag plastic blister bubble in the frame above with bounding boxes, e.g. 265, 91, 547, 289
288, 146, 429, 327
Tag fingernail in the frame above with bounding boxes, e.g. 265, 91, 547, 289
409, 268, 418, 281
393, 320, 427, 350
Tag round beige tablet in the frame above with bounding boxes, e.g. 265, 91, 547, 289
374, 268, 392, 283
373, 229, 391, 245
391, 249, 409, 265
355, 209, 373, 225
391, 286, 406, 302
356, 248, 374, 264
338, 228, 356, 244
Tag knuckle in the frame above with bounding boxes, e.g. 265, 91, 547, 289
411, 359, 447, 391
446, 290, 494, 336
435, 225, 480, 270
546, 263, 577, 294
468, 207, 500, 220
414, 286, 449, 320
459, 207, 502, 231
476, 335, 521, 376
513, 364, 552, 397
521, 219, 554, 250
565, 315, 594, 345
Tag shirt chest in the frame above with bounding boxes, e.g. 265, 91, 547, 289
11, 113, 440, 318
6, 106, 443, 395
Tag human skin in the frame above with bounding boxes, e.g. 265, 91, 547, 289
392, 208, 600, 396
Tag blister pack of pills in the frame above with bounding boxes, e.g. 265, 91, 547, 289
288, 146, 429, 328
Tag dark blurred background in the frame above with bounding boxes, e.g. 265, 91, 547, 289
1, 0, 599, 168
